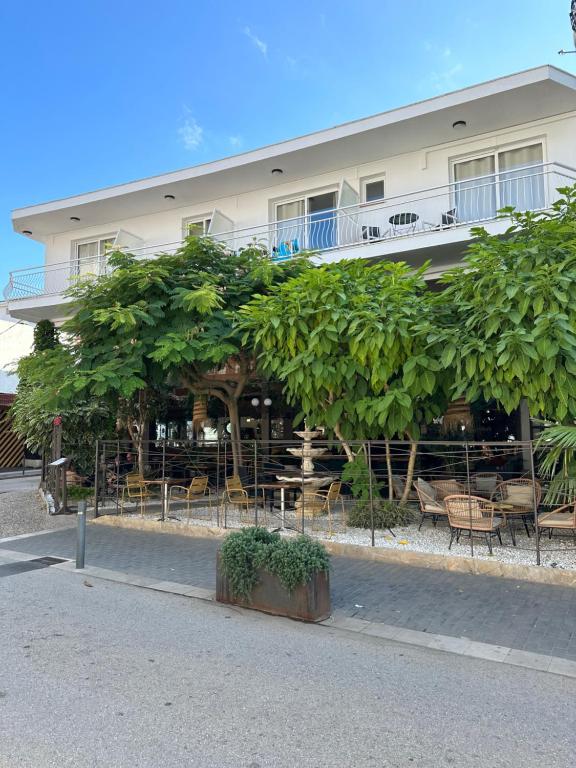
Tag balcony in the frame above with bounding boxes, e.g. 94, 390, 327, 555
4, 162, 575, 313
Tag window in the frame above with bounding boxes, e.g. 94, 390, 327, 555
72, 236, 115, 277
275, 191, 337, 251
363, 178, 385, 203
183, 217, 211, 238
452, 143, 544, 223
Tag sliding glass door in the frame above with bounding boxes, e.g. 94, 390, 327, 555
275, 191, 337, 255
454, 156, 496, 223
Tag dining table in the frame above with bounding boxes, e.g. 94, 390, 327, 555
142, 477, 183, 521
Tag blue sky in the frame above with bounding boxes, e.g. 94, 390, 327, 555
0, 0, 574, 290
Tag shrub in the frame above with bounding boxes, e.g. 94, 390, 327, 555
341, 456, 382, 501
67, 485, 94, 501
220, 527, 330, 600
347, 500, 417, 530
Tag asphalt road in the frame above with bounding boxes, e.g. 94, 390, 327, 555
1, 561, 575, 768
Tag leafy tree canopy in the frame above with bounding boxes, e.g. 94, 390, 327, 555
435, 185, 576, 423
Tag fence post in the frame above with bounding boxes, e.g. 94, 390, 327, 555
161, 438, 167, 522
367, 441, 375, 547
94, 439, 100, 518
223, 439, 228, 529
216, 438, 221, 528
465, 441, 474, 557
529, 440, 541, 566
254, 440, 259, 526
115, 439, 120, 515
301, 443, 305, 535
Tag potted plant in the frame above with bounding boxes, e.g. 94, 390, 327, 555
216, 527, 331, 622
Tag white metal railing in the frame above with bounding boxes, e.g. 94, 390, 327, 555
5, 162, 575, 302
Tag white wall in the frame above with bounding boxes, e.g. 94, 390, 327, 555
37, 110, 576, 269
0, 317, 34, 392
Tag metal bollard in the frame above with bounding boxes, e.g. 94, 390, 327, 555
76, 500, 87, 569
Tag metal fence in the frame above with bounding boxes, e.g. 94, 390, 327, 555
82, 437, 576, 569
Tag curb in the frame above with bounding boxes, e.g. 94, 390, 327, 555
92, 515, 576, 589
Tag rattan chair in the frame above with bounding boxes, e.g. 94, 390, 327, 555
391, 475, 418, 501
120, 473, 153, 516
538, 501, 576, 541
224, 475, 266, 523
430, 479, 466, 501
491, 478, 542, 545
471, 472, 503, 496
414, 479, 448, 530
169, 475, 212, 521
308, 481, 345, 535
444, 494, 503, 554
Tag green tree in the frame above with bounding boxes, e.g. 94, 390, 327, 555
33, 319, 59, 352
435, 185, 576, 423
59, 237, 308, 473
239, 259, 450, 499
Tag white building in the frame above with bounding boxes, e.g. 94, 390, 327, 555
0, 317, 34, 393
3, 65, 576, 325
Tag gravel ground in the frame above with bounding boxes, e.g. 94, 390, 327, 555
0, 491, 76, 539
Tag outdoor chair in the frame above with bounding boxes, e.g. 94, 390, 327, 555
120, 473, 153, 516
414, 478, 448, 530
308, 481, 345, 536
471, 472, 503, 497
391, 475, 418, 501
430, 479, 466, 501
223, 475, 266, 524
491, 478, 542, 545
444, 494, 503, 554
537, 500, 576, 542
169, 475, 212, 522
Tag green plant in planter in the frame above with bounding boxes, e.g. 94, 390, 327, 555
67, 485, 94, 502
347, 500, 417, 530
220, 527, 330, 600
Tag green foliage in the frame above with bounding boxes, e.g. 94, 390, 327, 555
341, 455, 382, 501
537, 424, 576, 505
219, 527, 330, 600
33, 320, 59, 352
436, 185, 576, 423
67, 485, 94, 501
239, 259, 450, 441
347, 499, 417, 530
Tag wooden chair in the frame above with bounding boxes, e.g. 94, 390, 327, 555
414, 478, 448, 530
120, 473, 153, 516
224, 475, 266, 523
444, 494, 503, 554
491, 478, 542, 545
538, 501, 576, 541
308, 481, 345, 536
169, 475, 212, 522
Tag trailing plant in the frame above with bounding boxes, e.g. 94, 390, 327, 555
219, 527, 330, 600
347, 499, 418, 530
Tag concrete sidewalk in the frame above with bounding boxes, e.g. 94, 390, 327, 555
1, 523, 576, 662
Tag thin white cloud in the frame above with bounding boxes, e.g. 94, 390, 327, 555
228, 135, 243, 148
243, 26, 267, 56
178, 117, 203, 150
421, 44, 463, 93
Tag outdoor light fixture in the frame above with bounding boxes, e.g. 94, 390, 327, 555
70, 216, 80, 222
452, 120, 467, 130
251, 397, 260, 407
271, 168, 283, 175
22, 230, 32, 235
263, 397, 272, 407
164, 194, 176, 200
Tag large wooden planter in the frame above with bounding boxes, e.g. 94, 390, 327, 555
216, 552, 331, 622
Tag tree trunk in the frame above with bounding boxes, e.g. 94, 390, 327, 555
401, 439, 418, 503
385, 440, 394, 500
333, 422, 354, 462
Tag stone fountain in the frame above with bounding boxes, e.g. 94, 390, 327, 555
277, 422, 333, 513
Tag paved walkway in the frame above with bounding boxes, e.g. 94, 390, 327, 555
2, 523, 576, 661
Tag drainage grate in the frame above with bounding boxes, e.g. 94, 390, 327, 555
0, 556, 68, 579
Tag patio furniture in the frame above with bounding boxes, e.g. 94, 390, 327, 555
491, 478, 542, 545
430, 479, 466, 501
308, 481, 345, 536
537, 501, 576, 541
441, 207, 458, 226
224, 475, 266, 523
169, 475, 212, 521
389, 212, 419, 234
391, 475, 418, 501
471, 472, 503, 497
414, 478, 448, 530
362, 225, 388, 241
444, 494, 503, 554
120, 473, 153, 516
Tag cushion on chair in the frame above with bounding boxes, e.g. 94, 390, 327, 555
417, 478, 437, 501
505, 485, 534, 507
424, 503, 445, 514
475, 476, 498, 493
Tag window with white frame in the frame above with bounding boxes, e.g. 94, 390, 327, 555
183, 216, 212, 238
452, 143, 544, 223
72, 236, 115, 277
275, 191, 337, 252
362, 177, 385, 204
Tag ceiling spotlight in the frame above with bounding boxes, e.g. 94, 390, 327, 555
164, 194, 176, 200
22, 230, 32, 235
452, 120, 467, 130
70, 216, 80, 222
271, 168, 283, 175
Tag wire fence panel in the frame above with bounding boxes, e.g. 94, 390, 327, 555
86, 437, 576, 570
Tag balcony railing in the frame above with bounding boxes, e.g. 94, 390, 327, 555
5, 162, 575, 302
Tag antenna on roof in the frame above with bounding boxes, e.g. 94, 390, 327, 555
559, 0, 576, 53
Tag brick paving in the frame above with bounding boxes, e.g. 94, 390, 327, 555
2, 524, 576, 661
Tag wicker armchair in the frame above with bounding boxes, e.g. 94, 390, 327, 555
491, 478, 541, 545
169, 475, 212, 521
430, 479, 466, 501
414, 478, 448, 530
538, 501, 576, 541
444, 494, 503, 554
471, 473, 503, 496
